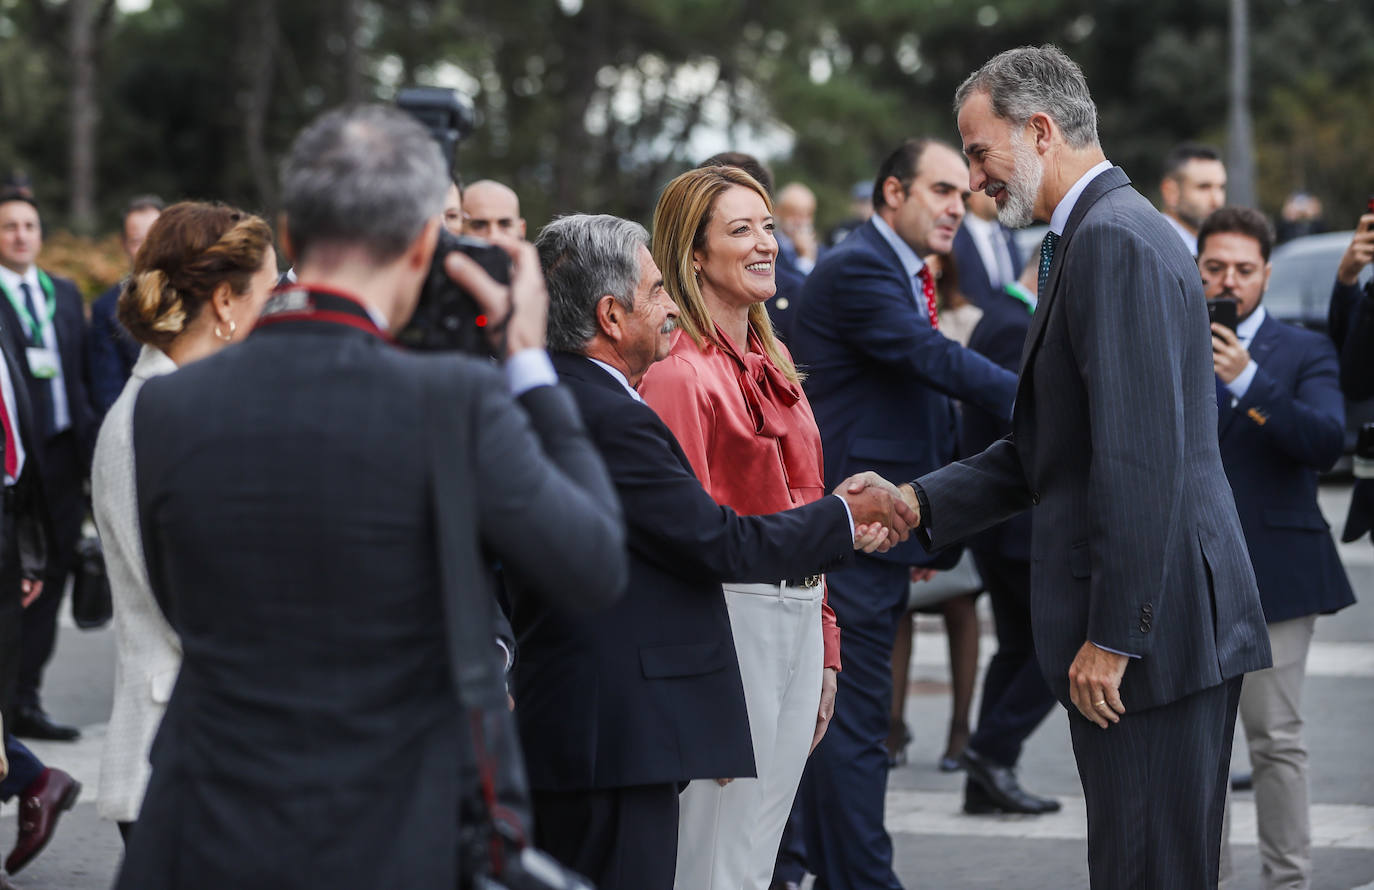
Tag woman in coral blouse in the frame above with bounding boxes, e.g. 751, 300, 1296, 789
640, 165, 839, 890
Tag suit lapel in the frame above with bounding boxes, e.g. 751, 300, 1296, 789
1217, 314, 1277, 440
1017, 167, 1132, 382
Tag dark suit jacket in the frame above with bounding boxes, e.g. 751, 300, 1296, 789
1219, 313, 1355, 622
767, 230, 809, 342
960, 290, 1032, 563
510, 353, 853, 792
0, 271, 96, 555
87, 283, 140, 416
913, 167, 1271, 711
1327, 278, 1374, 542
117, 318, 626, 890
0, 329, 51, 720
952, 219, 1024, 311
790, 218, 1018, 566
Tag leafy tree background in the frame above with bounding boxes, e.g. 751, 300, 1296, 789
0, 0, 1371, 289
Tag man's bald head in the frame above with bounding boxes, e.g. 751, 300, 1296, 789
462, 179, 525, 239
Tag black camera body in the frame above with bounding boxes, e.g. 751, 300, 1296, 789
394, 87, 514, 356
396, 229, 510, 356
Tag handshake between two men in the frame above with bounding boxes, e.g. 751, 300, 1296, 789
833, 472, 922, 554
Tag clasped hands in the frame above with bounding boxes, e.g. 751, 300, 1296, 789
833, 472, 922, 554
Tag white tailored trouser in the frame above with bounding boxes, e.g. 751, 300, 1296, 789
675, 580, 824, 890
1221, 614, 1317, 890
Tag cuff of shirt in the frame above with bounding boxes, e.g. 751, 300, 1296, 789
1225, 360, 1258, 401
1092, 641, 1141, 659
505, 348, 558, 396
832, 493, 856, 539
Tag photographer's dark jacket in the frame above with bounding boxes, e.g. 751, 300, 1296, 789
1217, 313, 1355, 622
116, 294, 626, 890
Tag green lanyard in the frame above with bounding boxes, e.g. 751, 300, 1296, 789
1004, 280, 1037, 315
0, 270, 57, 344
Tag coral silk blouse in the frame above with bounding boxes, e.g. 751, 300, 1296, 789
640, 323, 842, 670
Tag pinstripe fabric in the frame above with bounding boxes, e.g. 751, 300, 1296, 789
914, 167, 1272, 884
1070, 678, 1242, 890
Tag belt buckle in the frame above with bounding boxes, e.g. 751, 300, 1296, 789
800, 574, 821, 589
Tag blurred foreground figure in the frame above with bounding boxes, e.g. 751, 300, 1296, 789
115, 105, 626, 890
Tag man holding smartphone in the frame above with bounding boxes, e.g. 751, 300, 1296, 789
1199, 206, 1355, 890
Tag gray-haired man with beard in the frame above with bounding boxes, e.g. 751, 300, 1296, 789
513, 214, 915, 890
900, 46, 1271, 888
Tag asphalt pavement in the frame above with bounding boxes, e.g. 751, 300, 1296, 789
0, 484, 1370, 889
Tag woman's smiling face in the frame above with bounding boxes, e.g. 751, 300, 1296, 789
692, 184, 778, 309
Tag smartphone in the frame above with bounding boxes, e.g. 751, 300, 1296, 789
1208, 298, 1238, 332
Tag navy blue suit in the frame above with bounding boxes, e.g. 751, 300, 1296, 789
767, 230, 810, 342
513, 354, 854, 890
0, 272, 95, 714
951, 219, 1023, 312
787, 218, 1017, 889
87, 283, 140, 417
1218, 313, 1355, 621
1328, 279, 1374, 544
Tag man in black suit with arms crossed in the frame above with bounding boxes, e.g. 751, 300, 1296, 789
521, 212, 916, 890
897, 46, 1272, 889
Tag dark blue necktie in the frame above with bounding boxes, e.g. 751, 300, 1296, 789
17, 281, 55, 437
1038, 231, 1060, 295
18, 282, 43, 347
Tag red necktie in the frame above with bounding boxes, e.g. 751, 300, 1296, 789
917, 265, 939, 330
0, 387, 16, 479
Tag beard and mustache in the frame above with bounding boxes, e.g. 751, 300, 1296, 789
989, 136, 1044, 229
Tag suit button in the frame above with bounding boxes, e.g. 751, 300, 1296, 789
1141, 603, 1153, 615
1030, 491, 1041, 505
1139, 621, 1151, 633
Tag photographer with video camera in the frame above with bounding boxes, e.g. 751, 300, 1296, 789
114, 104, 627, 890
1328, 201, 1374, 546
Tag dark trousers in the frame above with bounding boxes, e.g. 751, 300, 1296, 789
18, 430, 82, 712
799, 557, 910, 890
1068, 677, 1242, 890
0, 735, 45, 801
966, 551, 1057, 768
532, 783, 679, 890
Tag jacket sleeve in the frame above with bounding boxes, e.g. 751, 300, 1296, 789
470, 378, 629, 613
816, 251, 1018, 420
1232, 335, 1346, 471
1337, 288, 1374, 400
913, 436, 1033, 551
87, 294, 128, 416
601, 402, 853, 585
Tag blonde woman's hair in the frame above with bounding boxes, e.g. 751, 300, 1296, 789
651, 166, 799, 383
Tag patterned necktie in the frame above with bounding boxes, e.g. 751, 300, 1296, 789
917, 265, 939, 330
1038, 231, 1061, 295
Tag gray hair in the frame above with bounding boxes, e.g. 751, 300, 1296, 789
536, 214, 650, 353
280, 104, 447, 264
954, 45, 1100, 149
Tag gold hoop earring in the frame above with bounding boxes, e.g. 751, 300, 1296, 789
214, 319, 237, 342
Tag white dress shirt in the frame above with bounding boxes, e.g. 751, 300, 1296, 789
1223, 306, 1265, 402
1049, 160, 1115, 236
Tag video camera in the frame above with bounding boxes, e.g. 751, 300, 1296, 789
395, 86, 511, 357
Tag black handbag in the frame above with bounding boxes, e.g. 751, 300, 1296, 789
70, 535, 113, 629
427, 372, 596, 890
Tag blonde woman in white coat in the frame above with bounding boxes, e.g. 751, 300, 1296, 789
93, 202, 277, 842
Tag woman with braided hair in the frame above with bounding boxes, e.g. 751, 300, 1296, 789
91, 201, 276, 843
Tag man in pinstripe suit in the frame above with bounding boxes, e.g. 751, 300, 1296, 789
900, 46, 1272, 889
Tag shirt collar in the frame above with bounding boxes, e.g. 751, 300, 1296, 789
586, 357, 643, 402
1049, 159, 1114, 236
870, 214, 926, 282
1236, 305, 1266, 343
0, 264, 39, 296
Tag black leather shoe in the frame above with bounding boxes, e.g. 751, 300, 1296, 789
961, 749, 1061, 815
11, 705, 80, 742
1230, 771, 1253, 792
